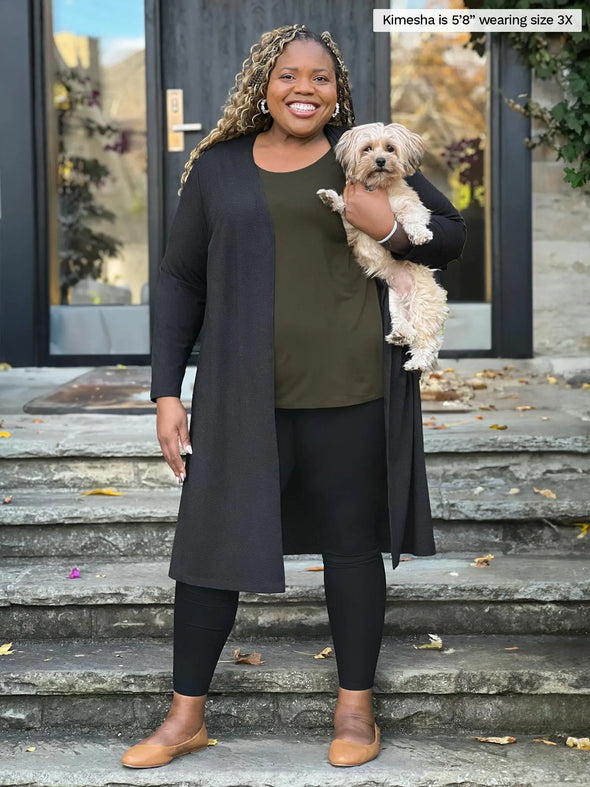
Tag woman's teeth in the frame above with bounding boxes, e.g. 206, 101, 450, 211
289, 103, 317, 112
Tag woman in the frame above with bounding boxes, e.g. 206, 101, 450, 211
122, 25, 465, 770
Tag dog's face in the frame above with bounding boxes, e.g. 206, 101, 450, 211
333, 122, 425, 188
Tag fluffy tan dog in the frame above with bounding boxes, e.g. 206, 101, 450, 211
317, 122, 449, 372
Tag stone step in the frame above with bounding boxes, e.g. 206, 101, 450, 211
1, 556, 588, 638
1, 635, 588, 736
3, 729, 590, 787
1, 483, 588, 559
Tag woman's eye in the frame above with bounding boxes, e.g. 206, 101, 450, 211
364, 146, 372, 152
386, 145, 395, 152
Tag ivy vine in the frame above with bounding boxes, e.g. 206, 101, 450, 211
465, 0, 590, 190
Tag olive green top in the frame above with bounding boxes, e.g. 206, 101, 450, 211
257, 148, 384, 409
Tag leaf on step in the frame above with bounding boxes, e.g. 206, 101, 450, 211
33, 418, 43, 423
582, 383, 590, 390
517, 378, 529, 384
43, 658, 53, 661
475, 369, 504, 379
478, 404, 496, 410
504, 647, 519, 650
471, 383, 488, 390
25, 746, 36, 752
533, 487, 557, 499
0, 431, 11, 438
533, 738, 557, 745
81, 488, 123, 496
95, 573, 106, 578
314, 647, 333, 659
413, 633, 443, 650
541, 416, 549, 421
476, 736, 516, 744
472, 486, 485, 496
566, 736, 590, 750
574, 523, 588, 539
3, 495, 12, 504
116, 364, 127, 370
471, 554, 494, 567
546, 376, 557, 384
508, 488, 520, 495
0, 362, 12, 370
489, 424, 507, 430
233, 648, 264, 665
400, 556, 412, 562
305, 566, 324, 571
444, 368, 455, 373
476, 415, 483, 420
516, 405, 534, 411
0, 642, 15, 655
207, 738, 218, 746
68, 567, 80, 579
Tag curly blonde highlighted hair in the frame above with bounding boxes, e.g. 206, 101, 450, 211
178, 24, 355, 194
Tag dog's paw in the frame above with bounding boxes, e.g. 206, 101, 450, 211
405, 226, 434, 246
317, 189, 339, 209
385, 330, 410, 346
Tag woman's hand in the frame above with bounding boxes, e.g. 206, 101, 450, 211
156, 396, 192, 483
343, 181, 396, 240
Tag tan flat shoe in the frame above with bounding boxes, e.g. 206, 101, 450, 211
121, 722, 208, 768
328, 722, 380, 767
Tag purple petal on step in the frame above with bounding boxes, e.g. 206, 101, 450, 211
69, 567, 80, 579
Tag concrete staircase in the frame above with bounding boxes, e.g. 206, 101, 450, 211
1, 375, 589, 785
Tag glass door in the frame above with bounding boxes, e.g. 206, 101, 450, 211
46, 0, 149, 355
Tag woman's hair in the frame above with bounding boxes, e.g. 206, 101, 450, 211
178, 24, 355, 193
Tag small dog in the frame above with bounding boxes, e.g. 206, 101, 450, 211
317, 122, 449, 372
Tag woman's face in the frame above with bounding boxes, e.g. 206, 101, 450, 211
264, 40, 338, 140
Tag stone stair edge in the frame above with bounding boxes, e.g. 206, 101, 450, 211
3, 729, 589, 787
1, 634, 588, 698
1, 484, 588, 525
0, 554, 588, 606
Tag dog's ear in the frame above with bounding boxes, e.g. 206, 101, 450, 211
333, 130, 357, 179
388, 124, 426, 176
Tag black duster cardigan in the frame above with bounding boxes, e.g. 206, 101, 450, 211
150, 124, 466, 593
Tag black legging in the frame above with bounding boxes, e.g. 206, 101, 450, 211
173, 397, 387, 695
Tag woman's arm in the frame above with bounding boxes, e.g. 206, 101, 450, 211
150, 162, 209, 402
343, 171, 466, 271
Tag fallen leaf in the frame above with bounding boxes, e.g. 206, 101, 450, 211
399, 556, 412, 562
449, 572, 459, 576
476, 415, 483, 420
314, 647, 333, 659
81, 488, 123, 496
582, 383, 590, 390
305, 566, 324, 572
471, 554, 494, 567
3, 495, 12, 504
33, 418, 43, 423
0, 431, 11, 438
429, 372, 443, 379
533, 738, 557, 745
43, 658, 53, 661
0, 362, 12, 370
546, 376, 557, 384
0, 642, 15, 655
566, 736, 590, 750
517, 378, 529, 384
575, 523, 588, 539
475, 369, 503, 379
69, 568, 80, 579
508, 488, 520, 495
233, 648, 264, 665
471, 382, 488, 390
533, 487, 557, 499
207, 738, 217, 746
25, 746, 36, 752
478, 404, 496, 410
490, 424, 507, 430
444, 367, 455, 373
516, 405, 534, 411
413, 633, 443, 650
541, 416, 549, 420
116, 364, 127, 370
95, 573, 106, 578
472, 486, 485, 496
504, 646, 519, 650
476, 736, 516, 744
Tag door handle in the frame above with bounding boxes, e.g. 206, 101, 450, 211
166, 89, 203, 152
172, 123, 203, 132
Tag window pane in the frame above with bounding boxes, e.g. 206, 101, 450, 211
390, 0, 490, 350
47, 0, 149, 355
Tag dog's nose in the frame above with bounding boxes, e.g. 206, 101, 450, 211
375, 157, 386, 168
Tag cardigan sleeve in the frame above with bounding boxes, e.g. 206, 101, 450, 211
150, 161, 209, 402
384, 169, 466, 271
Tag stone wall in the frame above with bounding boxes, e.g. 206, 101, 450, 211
531, 76, 590, 357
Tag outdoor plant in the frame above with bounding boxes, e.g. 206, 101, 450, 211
465, 0, 590, 190
54, 65, 125, 303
